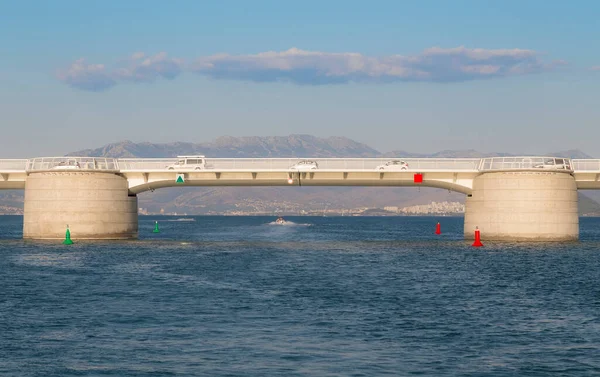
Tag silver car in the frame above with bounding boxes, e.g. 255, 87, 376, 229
290, 160, 319, 171
376, 160, 409, 171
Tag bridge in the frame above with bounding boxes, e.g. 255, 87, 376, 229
2, 156, 600, 241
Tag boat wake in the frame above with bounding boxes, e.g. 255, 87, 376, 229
267, 221, 311, 226
166, 218, 196, 222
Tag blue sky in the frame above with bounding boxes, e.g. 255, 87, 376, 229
1, 0, 599, 157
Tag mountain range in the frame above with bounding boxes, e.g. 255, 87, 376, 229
1, 135, 599, 215
69, 135, 595, 160
68, 135, 381, 158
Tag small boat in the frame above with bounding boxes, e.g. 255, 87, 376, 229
275, 216, 287, 225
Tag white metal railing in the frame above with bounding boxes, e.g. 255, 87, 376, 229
17, 156, 600, 173
26, 157, 119, 171
0, 159, 28, 171
117, 158, 178, 170
117, 158, 481, 171
478, 157, 573, 172
571, 159, 600, 171
396, 158, 480, 171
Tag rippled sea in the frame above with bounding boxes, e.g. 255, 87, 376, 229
1, 215, 600, 376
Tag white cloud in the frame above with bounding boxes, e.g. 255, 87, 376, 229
57, 58, 116, 91
113, 52, 184, 83
191, 46, 552, 84
57, 53, 184, 91
58, 47, 560, 91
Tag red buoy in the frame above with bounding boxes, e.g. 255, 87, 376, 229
472, 227, 483, 247
435, 222, 441, 235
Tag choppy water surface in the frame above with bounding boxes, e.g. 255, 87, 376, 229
1, 215, 600, 376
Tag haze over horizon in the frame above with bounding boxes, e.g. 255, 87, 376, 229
1, 0, 599, 157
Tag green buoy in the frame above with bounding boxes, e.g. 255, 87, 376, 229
63, 225, 73, 245
153, 220, 160, 233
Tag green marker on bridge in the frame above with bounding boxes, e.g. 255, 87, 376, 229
176, 174, 185, 184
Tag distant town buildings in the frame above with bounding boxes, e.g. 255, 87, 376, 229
0, 205, 23, 215
395, 201, 465, 215
0, 199, 466, 216
135, 201, 465, 216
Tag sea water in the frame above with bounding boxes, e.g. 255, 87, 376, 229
1, 215, 599, 376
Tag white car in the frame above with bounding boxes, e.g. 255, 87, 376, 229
533, 158, 571, 170
52, 159, 81, 170
290, 160, 318, 171
376, 160, 409, 171
167, 155, 206, 170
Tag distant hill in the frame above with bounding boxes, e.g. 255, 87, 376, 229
1, 135, 597, 215
382, 149, 594, 159
0, 191, 24, 215
69, 136, 595, 160
579, 192, 600, 216
381, 149, 514, 158
68, 135, 380, 158
549, 150, 594, 159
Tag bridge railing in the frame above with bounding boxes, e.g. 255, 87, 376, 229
479, 157, 573, 172
117, 157, 481, 171
16, 156, 594, 173
0, 159, 28, 171
206, 158, 481, 171
397, 158, 480, 171
26, 157, 119, 171
118, 158, 178, 170
571, 159, 600, 171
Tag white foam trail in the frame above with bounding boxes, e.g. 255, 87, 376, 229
267, 221, 311, 226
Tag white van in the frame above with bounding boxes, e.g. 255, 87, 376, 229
166, 156, 206, 170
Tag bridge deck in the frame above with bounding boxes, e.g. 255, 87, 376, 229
2, 157, 600, 192
3, 156, 597, 172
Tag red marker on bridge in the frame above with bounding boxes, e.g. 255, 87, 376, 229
472, 226, 483, 247
435, 222, 441, 235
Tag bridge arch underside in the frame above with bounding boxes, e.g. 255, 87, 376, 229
126, 171, 476, 195
0, 172, 26, 189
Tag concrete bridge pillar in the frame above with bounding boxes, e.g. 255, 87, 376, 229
23, 171, 138, 239
464, 171, 578, 241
